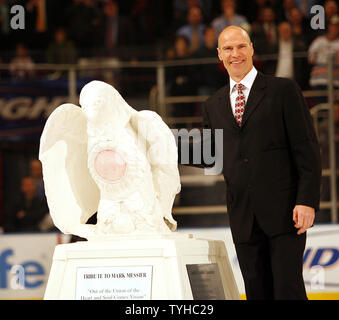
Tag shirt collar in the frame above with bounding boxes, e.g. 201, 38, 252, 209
229, 66, 258, 93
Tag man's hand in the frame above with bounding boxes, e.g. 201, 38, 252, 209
293, 205, 315, 235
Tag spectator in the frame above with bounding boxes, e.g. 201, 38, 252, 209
308, 14, 339, 103
279, 0, 297, 22
130, 0, 165, 45
25, 0, 48, 50
172, 0, 211, 31
324, 0, 338, 25
46, 28, 77, 64
191, 25, 227, 95
250, 1, 270, 29
9, 43, 35, 80
0, 0, 9, 36
176, 6, 205, 55
4, 177, 49, 232
252, 6, 278, 73
289, 7, 314, 44
26, 0, 47, 34
166, 35, 191, 60
97, 0, 135, 57
29, 159, 45, 201
212, 0, 250, 36
24, 0, 66, 50
166, 35, 197, 119
274, 22, 309, 89
253, 6, 278, 47
65, 0, 101, 55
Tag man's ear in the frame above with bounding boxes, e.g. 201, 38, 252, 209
217, 48, 222, 61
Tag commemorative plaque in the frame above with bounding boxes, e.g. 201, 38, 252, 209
186, 263, 225, 299
75, 265, 153, 300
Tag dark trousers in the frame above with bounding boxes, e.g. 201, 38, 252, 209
234, 218, 307, 300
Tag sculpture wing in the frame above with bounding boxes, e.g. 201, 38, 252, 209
39, 104, 100, 236
130, 110, 181, 231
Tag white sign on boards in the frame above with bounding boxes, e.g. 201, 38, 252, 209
75, 265, 153, 300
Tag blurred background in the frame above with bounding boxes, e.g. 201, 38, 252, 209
0, 0, 338, 299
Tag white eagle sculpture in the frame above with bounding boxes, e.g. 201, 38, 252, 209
39, 80, 180, 239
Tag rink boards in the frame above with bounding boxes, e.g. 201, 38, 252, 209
0, 224, 338, 300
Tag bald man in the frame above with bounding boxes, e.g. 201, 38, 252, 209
189, 26, 321, 299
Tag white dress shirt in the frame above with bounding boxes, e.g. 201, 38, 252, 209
229, 66, 258, 116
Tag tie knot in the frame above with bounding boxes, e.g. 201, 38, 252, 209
235, 83, 244, 92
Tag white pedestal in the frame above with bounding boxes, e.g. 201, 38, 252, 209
44, 234, 240, 300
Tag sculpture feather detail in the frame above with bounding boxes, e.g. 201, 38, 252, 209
130, 111, 180, 231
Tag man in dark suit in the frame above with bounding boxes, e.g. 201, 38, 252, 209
5, 177, 49, 232
98, 0, 135, 57
181, 26, 321, 300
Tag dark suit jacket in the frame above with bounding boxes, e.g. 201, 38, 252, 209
191, 72, 321, 243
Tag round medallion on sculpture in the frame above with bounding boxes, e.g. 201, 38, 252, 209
94, 150, 127, 182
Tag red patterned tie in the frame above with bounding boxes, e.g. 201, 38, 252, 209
234, 83, 246, 126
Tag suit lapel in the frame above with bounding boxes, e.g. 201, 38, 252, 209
241, 72, 266, 128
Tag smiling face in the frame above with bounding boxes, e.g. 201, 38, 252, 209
217, 26, 254, 82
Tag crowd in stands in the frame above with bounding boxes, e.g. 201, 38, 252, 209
0, 0, 337, 94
